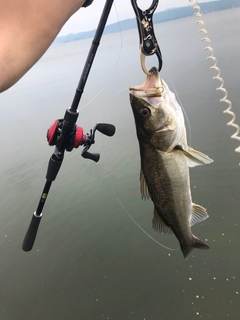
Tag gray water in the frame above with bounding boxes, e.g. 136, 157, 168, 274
0, 8, 240, 320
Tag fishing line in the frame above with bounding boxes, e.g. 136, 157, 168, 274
164, 69, 192, 146
90, 2, 178, 252
101, 84, 178, 252
132, 8, 192, 145
190, 0, 240, 153
132, 4, 193, 145
111, 179, 178, 251
79, 1, 123, 110
78, 85, 109, 110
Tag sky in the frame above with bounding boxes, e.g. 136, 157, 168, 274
59, 0, 214, 36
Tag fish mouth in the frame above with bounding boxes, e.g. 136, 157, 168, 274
129, 67, 164, 106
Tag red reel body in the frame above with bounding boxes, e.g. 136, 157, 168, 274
47, 120, 59, 146
47, 120, 86, 150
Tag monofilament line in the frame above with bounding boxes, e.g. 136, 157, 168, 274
101, 88, 178, 252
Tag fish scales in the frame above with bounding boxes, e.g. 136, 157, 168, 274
129, 67, 213, 258
141, 143, 193, 240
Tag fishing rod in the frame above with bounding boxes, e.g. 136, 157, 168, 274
22, 0, 115, 252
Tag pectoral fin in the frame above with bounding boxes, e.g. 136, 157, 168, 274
152, 208, 173, 234
190, 203, 209, 227
140, 168, 150, 200
181, 146, 214, 167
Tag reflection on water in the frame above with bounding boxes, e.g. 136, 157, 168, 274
0, 8, 239, 320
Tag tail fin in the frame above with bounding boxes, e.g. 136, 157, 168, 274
180, 236, 209, 259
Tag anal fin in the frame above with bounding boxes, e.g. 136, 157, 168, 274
152, 208, 172, 234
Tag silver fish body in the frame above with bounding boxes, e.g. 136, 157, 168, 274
130, 68, 213, 258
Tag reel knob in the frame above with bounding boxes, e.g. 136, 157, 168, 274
81, 151, 100, 162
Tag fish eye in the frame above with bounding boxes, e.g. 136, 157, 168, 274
139, 108, 150, 118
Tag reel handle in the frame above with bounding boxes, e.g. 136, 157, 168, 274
82, 151, 100, 162
96, 123, 115, 136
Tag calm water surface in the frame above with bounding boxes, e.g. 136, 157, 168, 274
0, 8, 239, 320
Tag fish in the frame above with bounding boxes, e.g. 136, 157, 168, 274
129, 67, 213, 259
